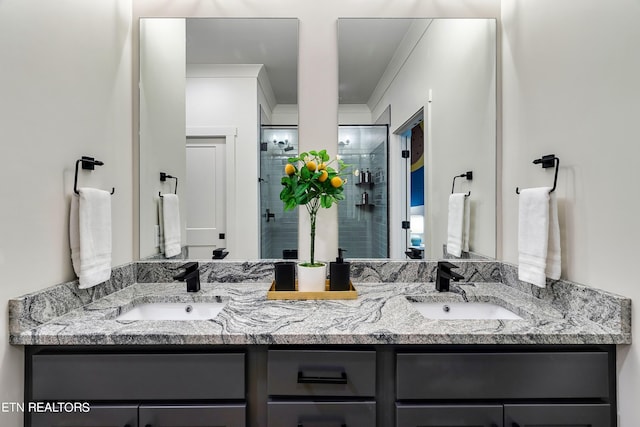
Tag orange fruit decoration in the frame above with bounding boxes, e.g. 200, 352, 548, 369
330, 176, 343, 188
306, 161, 317, 171
318, 170, 329, 182
284, 164, 296, 176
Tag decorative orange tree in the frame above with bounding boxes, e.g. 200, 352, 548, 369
280, 149, 349, 266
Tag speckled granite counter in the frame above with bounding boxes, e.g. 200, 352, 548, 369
9, 260, 631, 345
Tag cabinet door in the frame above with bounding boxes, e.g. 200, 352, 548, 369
396, 404, 503, 427
138, 404, 245, 427
30, 404, 138, 427
504, 404, 610, 427
268, 401, 376, 427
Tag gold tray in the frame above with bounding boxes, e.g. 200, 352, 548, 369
267, 280, 357, 300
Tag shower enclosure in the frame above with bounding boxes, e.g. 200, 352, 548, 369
259, 126, 299, 259
338, 125, 389, 258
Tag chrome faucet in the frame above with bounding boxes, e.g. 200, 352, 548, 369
435, 261, 464, 292
173, 262, 201, 292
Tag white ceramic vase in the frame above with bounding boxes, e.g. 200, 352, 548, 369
297, 263, 327, 292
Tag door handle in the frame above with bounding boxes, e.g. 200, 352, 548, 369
297, 370, 348, 384
265, 208, 275, 222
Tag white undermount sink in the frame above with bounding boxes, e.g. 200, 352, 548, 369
409, 300, 523, 320
116, 301, 226, 321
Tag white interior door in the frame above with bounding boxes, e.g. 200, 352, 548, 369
186, 137, 226, 259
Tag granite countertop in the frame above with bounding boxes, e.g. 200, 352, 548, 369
9, 280, 631, 346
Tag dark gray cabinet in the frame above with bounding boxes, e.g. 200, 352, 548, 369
139, 404, 246, 427
31, 353, 245, 401
396, 404, 502, 427
396, 352, 610, 400
504, 404, 611, 427
31, 404, 138, 427
268, 401, 376, 427
25, 349, 246, 427
31, 404, 246, 427
396, 350, 615, 427
25, 345, 616, 427
267, 349, 376, 397
267, 350, 377, 426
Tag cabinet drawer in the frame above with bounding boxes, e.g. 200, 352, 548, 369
268, 350, 376, 397
505, 403, 611, 427
139, 404, 246, 427
268, 401, 375, 427
397, 352, 609, 400
396, 404, 502, 427
31, 404, 138, 427
32, 352, 245, 400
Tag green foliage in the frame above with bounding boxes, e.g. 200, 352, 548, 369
280, 149, 350, 265
280, 149, 349, 213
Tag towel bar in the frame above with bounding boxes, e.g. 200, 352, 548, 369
73, 156, 115, 195
158, 172, 178, 198
451, 171, 472, 196
516, 154, 559, 194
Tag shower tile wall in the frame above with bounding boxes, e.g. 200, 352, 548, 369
338, 126, 388, 258
370, 141, 387, 256
260, 128, 299, 259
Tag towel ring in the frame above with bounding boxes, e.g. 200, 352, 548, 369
516, 154, 559, 194
159, 172, 178, 198
451, 171, 472, 196
73, 156, 115, 195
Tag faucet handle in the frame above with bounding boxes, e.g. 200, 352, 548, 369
437, 261, 459, 271
178, 262, 199, 272
172, 262, 199, 281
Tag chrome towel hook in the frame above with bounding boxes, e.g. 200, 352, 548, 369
73, 156, 115, 195
516, 154, 559, 194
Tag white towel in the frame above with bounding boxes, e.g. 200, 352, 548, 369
70, 188, 112, 289
160, 194, 181, 258
518, 187, 561, 287
447, 193, 470, 257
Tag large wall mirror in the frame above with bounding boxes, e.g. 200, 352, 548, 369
139, 18, 298, 260
338, 18, 497, 260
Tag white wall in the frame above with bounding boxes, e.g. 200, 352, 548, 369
369, 19, 496, 258
0, 0, 133, 425
132, 0, 501, 264
501, 0, 640, 424
271, 104, 299, 126
185, 68, 261, 258
338, 104, 373, 125
139, 18, 186, 258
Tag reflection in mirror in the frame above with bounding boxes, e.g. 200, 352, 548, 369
338, 18, 496, 260
260, 126, 299, 259
337, 125, 389, 258
139, 18, 298, 260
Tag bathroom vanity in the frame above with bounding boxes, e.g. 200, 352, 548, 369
10, 260, 631, 427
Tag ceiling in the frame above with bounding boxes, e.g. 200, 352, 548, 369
185, 18, 419, 107
338, 19, 414, 105
186, 18, 298, 104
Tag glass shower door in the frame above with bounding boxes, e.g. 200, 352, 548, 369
259, 126, 299, 259
337, 125, 389, 258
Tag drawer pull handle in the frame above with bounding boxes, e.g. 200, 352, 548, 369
297, 424, 347, 427
297, 370, 348, 384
